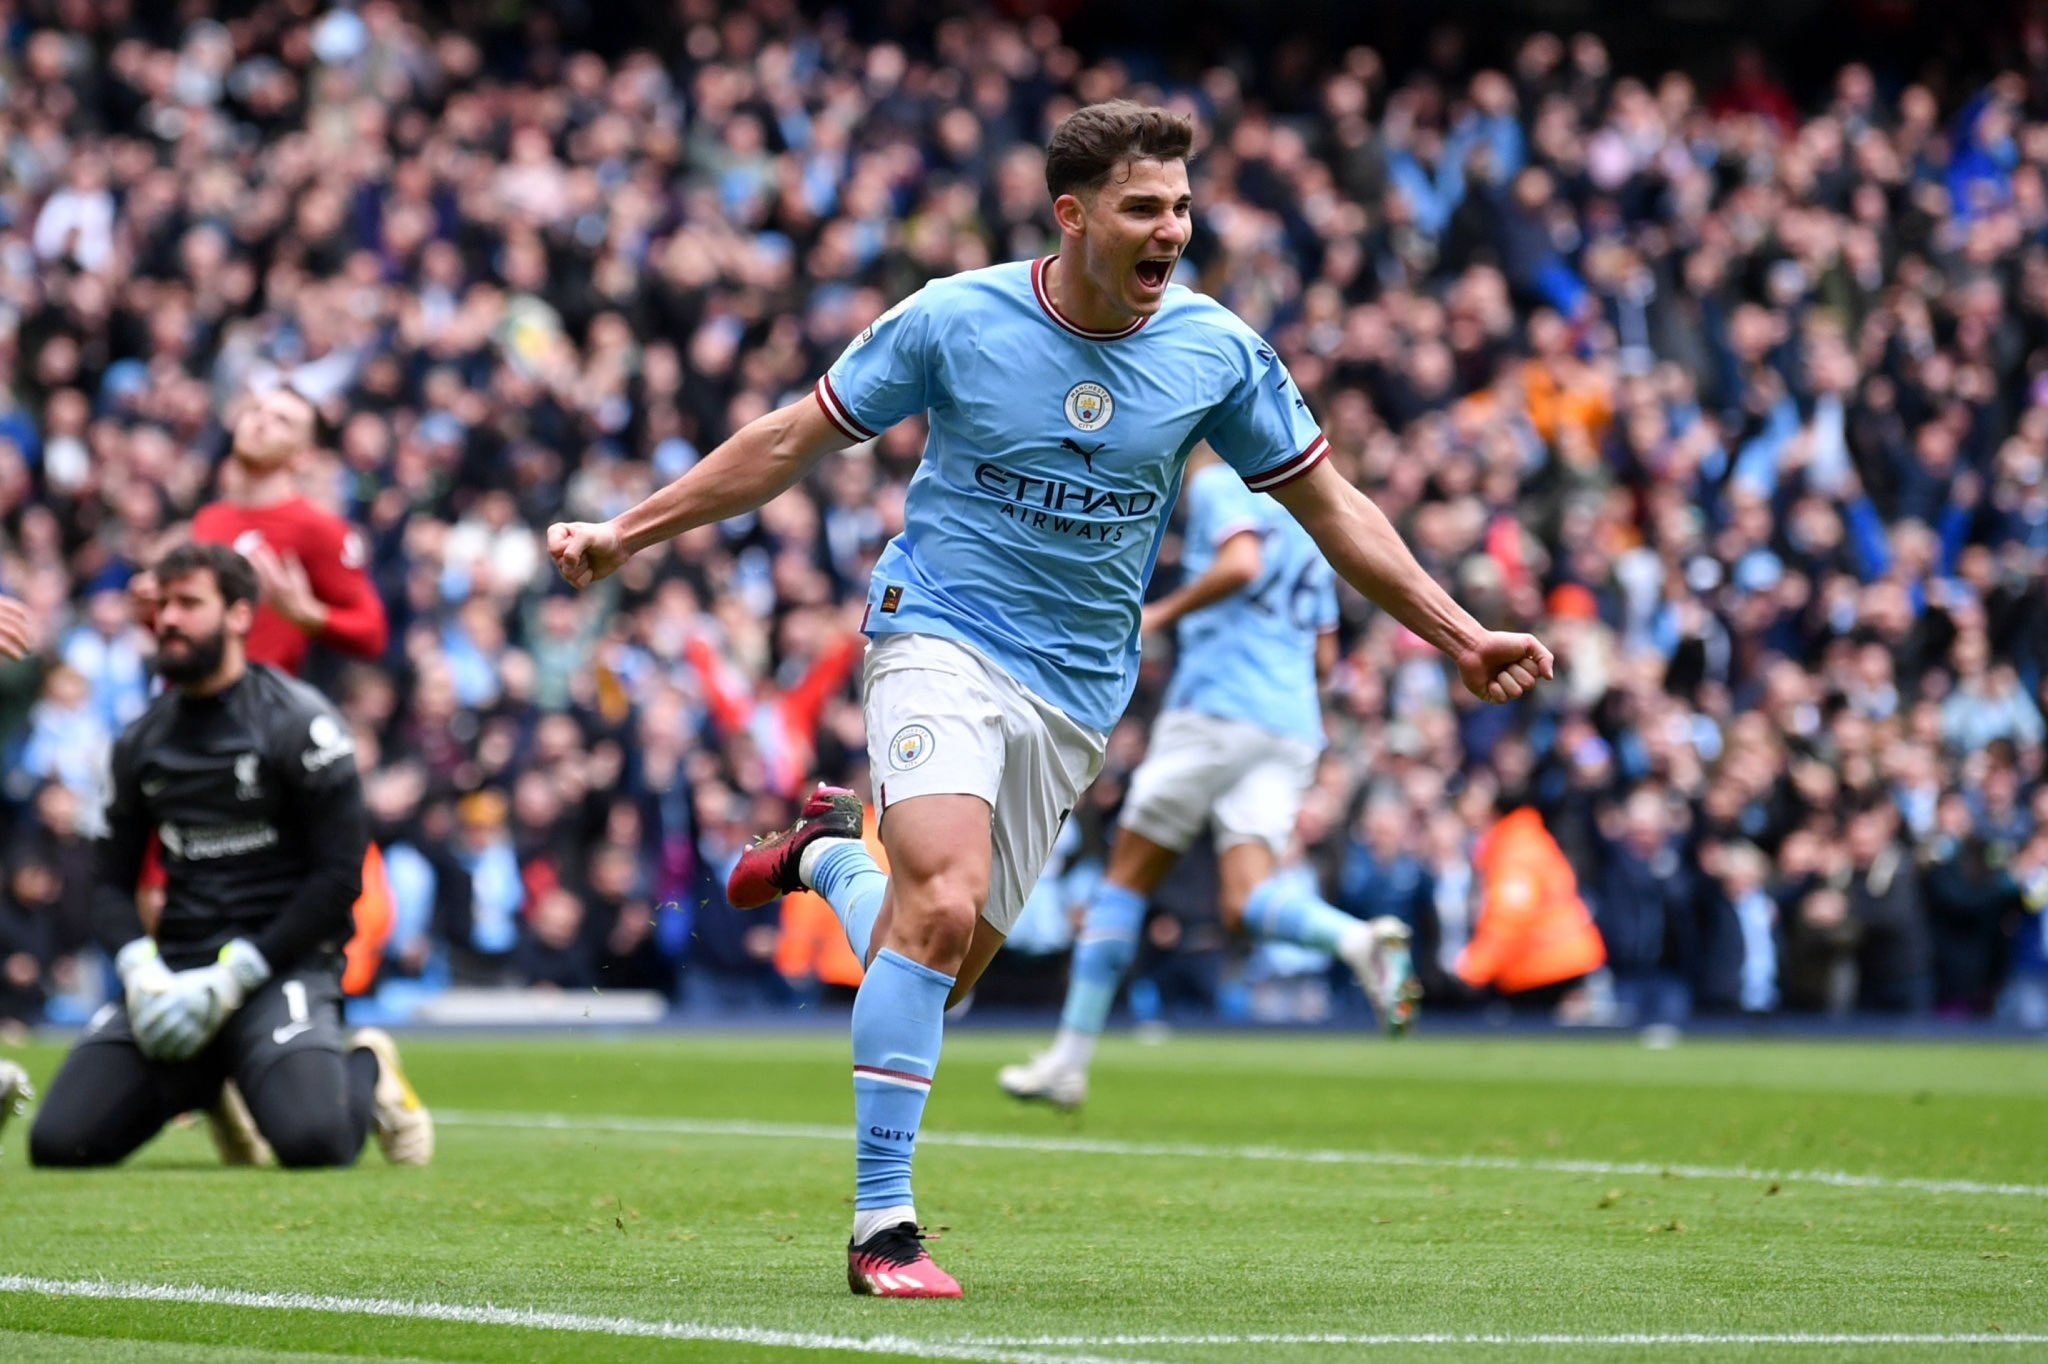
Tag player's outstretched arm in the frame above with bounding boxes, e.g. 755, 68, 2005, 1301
548, 394, 853, 588
1271, 460, 1553, 704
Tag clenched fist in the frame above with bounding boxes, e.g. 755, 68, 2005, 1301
547, 521, 630, 589
1455, 631, 1554, 704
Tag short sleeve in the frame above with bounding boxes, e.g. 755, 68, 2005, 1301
815, 289, 935, 442
1203, 341, 1329, 493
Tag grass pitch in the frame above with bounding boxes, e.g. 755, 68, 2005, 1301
0, 1032, 2043, 1363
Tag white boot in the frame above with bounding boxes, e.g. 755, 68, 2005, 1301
352, 1029, 434, 1166
996, 1050, 1089, 1111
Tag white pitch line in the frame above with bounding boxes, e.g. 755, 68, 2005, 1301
8, 1277, 2039, 1356
435, 1110, 2048, 1200
0, 1275, 1159, 1364
964, 1333, 2048, 1348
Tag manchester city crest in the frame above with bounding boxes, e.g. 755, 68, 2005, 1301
1064, 381, 1114, 433
890, 724, 935, 770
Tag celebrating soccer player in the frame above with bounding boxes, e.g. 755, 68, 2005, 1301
26, 545, 429, 1170
549, 101, 1551, 1297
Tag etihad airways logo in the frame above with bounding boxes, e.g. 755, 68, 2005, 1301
973, 465, 1157, 516
972, 463, 1158, 544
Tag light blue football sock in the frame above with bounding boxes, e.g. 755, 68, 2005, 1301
809, 839, 887, 963
1241, 875, 1360, 954
1057, 882, 1148, 1036
851, 949, 954, 1216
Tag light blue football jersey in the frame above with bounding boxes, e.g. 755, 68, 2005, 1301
1161, 463, 1337, 749
818, 257, 1328, 734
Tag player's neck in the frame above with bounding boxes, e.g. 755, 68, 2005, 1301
1043, 254, 1140, 336
234, 461, 302, 509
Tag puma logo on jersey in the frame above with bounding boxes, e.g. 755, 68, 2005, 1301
1060, 437, 1106, 472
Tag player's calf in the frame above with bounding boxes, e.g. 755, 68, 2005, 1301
264, 1108, 362, 1169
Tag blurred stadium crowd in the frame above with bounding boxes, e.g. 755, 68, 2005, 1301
1, 0, 2047, 1032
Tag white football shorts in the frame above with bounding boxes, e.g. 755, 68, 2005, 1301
1119, 708, 1320, 855
863, 633, 1107, 935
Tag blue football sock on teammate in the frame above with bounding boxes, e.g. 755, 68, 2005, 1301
1241, 875, 1361, 954
1057, 882, 1148, 1038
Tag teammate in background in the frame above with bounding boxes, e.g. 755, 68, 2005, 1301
26, 544, 430, 1170
999, 451, 1418, 1112
548, 101, 1551, 1298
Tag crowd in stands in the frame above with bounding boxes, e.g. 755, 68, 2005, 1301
1, 0, 2046, 1033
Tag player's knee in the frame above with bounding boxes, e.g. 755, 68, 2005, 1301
265, 1114, 360, 1169
27, 1111, 117, 1168
889, 877, 983, 965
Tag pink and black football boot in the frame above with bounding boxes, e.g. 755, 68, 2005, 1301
725, 784, 865, 909
846, 1222, 962, 1299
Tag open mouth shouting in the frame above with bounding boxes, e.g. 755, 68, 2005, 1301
1133, 254, 1176, 298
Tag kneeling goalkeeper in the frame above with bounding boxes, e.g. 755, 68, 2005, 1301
29, 543, 429, 1169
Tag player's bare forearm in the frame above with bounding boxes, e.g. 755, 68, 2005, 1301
551, 395, 854, 588
1273, 462, 1481, 657
1144, 530, 1261, 633
1275, 460, 1552, 703
615, 396, 847, 555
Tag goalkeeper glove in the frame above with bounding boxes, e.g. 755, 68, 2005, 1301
132, 939, 271, 1063
115, 937, 175, 1022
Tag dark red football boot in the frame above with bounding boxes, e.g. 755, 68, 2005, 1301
725, 784, 864, 909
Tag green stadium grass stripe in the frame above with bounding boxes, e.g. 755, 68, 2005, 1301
0, 1275, 1161, 1364
962, 1335, 2048, 1348
434, 1109, 2048, 1200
